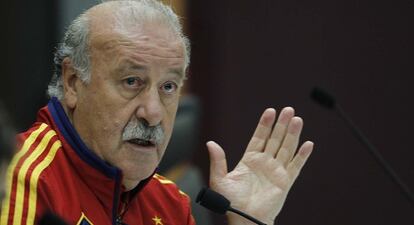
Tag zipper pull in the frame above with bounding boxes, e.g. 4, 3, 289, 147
116, 216, 128, 225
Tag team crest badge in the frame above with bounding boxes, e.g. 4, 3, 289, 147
76, 212, 94, 225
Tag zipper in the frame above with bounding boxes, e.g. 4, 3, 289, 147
116, 216, 127, 225
112, 170, 122, 225
115, 202, 129, 225
116, 196, 129, 225
112, 171, 154, 225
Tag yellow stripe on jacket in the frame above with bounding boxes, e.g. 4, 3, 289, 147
12, 130, 56, 225
26, 140, 61, 225
0, 123, 48, 225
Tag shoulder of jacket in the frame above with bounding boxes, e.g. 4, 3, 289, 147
12, 123, 63, 183
151, 173, 190, 198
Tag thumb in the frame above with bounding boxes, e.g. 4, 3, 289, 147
206, 141, 228, 184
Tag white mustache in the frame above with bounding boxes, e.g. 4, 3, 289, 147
122, 119, 164, 146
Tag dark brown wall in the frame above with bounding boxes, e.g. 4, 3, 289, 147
0, 1, 57, 131
188, 0, 414, 224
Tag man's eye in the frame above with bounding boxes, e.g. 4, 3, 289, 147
161, 81, 178, 94
124, 77, 144, 89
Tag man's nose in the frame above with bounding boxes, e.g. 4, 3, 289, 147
135, 87, 163, 126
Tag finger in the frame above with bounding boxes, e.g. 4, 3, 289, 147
264, 107, 295, 156
206, 141, 228, 184
274, 117, 303, 166
245, 108, 276, 153
287, 141, 314, 181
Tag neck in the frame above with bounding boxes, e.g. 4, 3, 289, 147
123, 178, 140, 191
61, 102, 74, 123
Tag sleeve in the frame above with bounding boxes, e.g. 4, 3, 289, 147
1, 124, 62, 225
179, 190, 196, 225
0, 165, 54, 225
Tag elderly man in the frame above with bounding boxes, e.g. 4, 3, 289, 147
1, 0, 313, 224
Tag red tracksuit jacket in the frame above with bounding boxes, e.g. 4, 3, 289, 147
1, 98, 196, 225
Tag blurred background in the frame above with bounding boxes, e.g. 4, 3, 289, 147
0, 0, 413, 224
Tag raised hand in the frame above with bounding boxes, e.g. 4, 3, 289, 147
207, 107, 313, 225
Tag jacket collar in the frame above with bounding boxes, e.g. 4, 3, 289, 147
41, 98, 153, 221
47, 97, 120, 178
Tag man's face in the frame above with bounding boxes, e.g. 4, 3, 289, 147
68, 23, 186, 188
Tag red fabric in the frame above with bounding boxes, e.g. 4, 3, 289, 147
1, 105, 196, 225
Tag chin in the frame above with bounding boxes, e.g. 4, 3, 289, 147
122, 160, 158, 182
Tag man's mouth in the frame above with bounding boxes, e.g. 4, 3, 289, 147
127, 138, 155, 147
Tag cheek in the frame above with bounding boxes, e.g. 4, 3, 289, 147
84, 96, 126, 139
101, 118, 123, 134
164, 100, 179, 125
162, 102, 179, 142
161, 88, 181, 107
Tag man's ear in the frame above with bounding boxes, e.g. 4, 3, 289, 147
62, 58, 80, 109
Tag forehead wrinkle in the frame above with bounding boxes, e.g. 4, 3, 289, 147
122, 54, 185, 79
116, 58, 147, 72
118, 57, 185, 80
121, 37, 185, 59
99, 44, 185, 79
87, 10, 185, 63
92, 35, 184, 60
86, 0, 189, 68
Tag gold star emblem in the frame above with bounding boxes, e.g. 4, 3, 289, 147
152, 216, 163, 225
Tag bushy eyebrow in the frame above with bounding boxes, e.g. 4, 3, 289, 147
115, 61, 147, 74
168, 68, 185, 80
116, 60, 185, 80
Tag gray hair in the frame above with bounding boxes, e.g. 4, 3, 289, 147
47, 0, 191, 100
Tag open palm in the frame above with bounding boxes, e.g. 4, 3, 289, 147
207, 107, 313, 225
